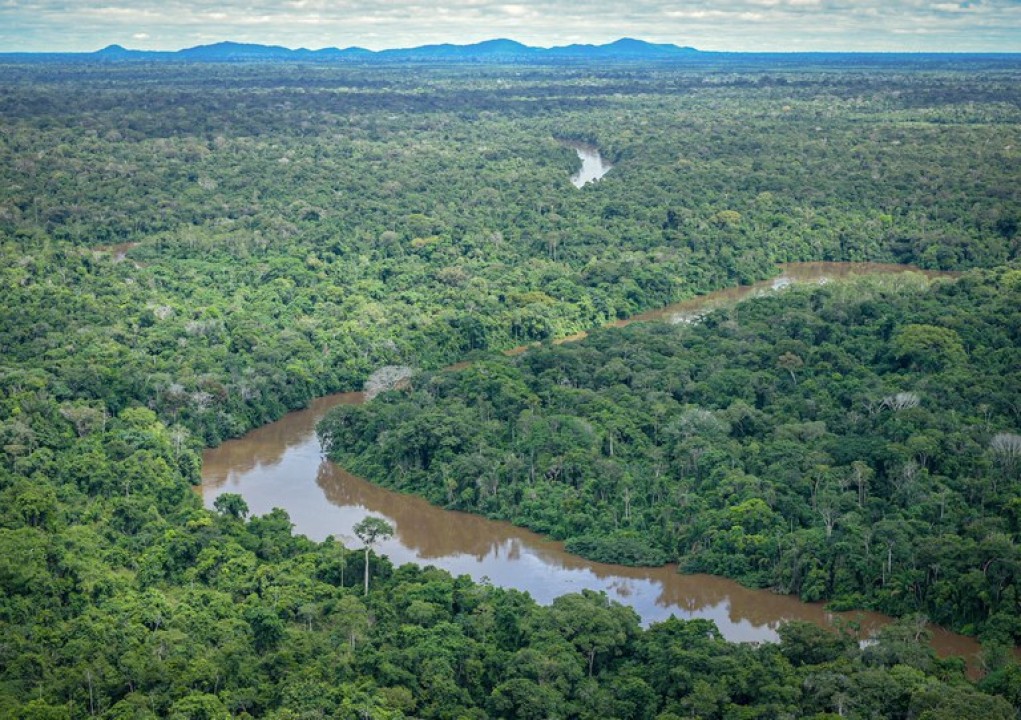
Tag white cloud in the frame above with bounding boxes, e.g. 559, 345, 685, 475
0, 0, 1018, 52
500, 4, 532, 16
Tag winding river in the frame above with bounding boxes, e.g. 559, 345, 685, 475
202, 262, 981, 663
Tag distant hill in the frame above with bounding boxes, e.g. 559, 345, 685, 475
5, 39, 1013, 65
95, 44, 133, 57
548, 38, 697, 59
177, 41, 300, 60
3, 38, 702, 63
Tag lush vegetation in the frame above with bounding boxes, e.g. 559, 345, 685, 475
3, 63, 1019, 447
2, 56, 1020, 717
0, 395, 1012, 719
322, 269, 1021, 642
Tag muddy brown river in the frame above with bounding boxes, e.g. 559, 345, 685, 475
202, 263, 981, 663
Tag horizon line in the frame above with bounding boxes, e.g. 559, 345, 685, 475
2, 37, 1020, 57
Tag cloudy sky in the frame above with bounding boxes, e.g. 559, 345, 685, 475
1, 0, 1019, 53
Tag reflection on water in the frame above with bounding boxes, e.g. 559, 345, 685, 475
201, 262, 979, 662
200, 392, 362, 482
314, 459, 891, 641
201, 392, 978, 655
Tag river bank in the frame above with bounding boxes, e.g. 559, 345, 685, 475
202, 262, 987, 665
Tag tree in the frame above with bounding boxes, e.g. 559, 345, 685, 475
891, 324, 966, 371
778, 621, 855, 666
353, 516, 394, 596
59, 403, 107, 437
213, 493, 249, 520
777, 352, 804, 384
334, 595, 370, 651
244, 605, 285, 653
990, 432, 1021, 487
547, 590, 638, 677
488, 678, 565, 720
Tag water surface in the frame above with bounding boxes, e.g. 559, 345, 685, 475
201, 263, 978, 661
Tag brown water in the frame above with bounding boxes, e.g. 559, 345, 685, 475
513, 261, 954, 351
617, 261, 950, 325
201, 262, 980, 662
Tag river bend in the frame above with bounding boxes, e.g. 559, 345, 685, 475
202, 263, 979, 662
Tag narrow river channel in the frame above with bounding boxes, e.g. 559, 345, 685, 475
202, 262, 982, 664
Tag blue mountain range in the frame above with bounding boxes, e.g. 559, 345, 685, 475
80, 37, 699, 62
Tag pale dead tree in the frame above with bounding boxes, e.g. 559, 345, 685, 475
190, 391, 214, 411
978, 403, 994, 431
990, 432, 1021, 491
884, 539, 895, 587
933, 484, 951, 522
849, 461, 873, 506
0, 418, 37, 457
363, 365, 416, 401
149, 304, 174, 320
169, 425, 189, 459
184, 318, 222, 337
237, 382, 259, 402
818, 500, 839, 539
673, 407, 728, 439
893, 461, 921, 505
990, 432, 1021, 462
59, 404, 107, 437
882, 392, 920, 412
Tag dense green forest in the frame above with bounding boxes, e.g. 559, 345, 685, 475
1, 57, 1020, 717
1, 394, 1014, 719
2, 62, 1019, 445
320, 268, 1021, 640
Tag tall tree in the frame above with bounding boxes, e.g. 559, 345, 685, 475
353, 516, 394, 596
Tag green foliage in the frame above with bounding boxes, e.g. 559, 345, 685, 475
353, 515, 394, 595
353, 516, 395, 547
891, 324, 967, 371
565, 532, 671, 566
213, 492, 249, 520
1, 57, 1020, 718
779, 621, 857, 667
2, 61, 1019, 448
322, 267, 1021, 640
0, 327, 1017, 720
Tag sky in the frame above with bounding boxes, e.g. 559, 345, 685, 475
1, 0, 1019, 54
